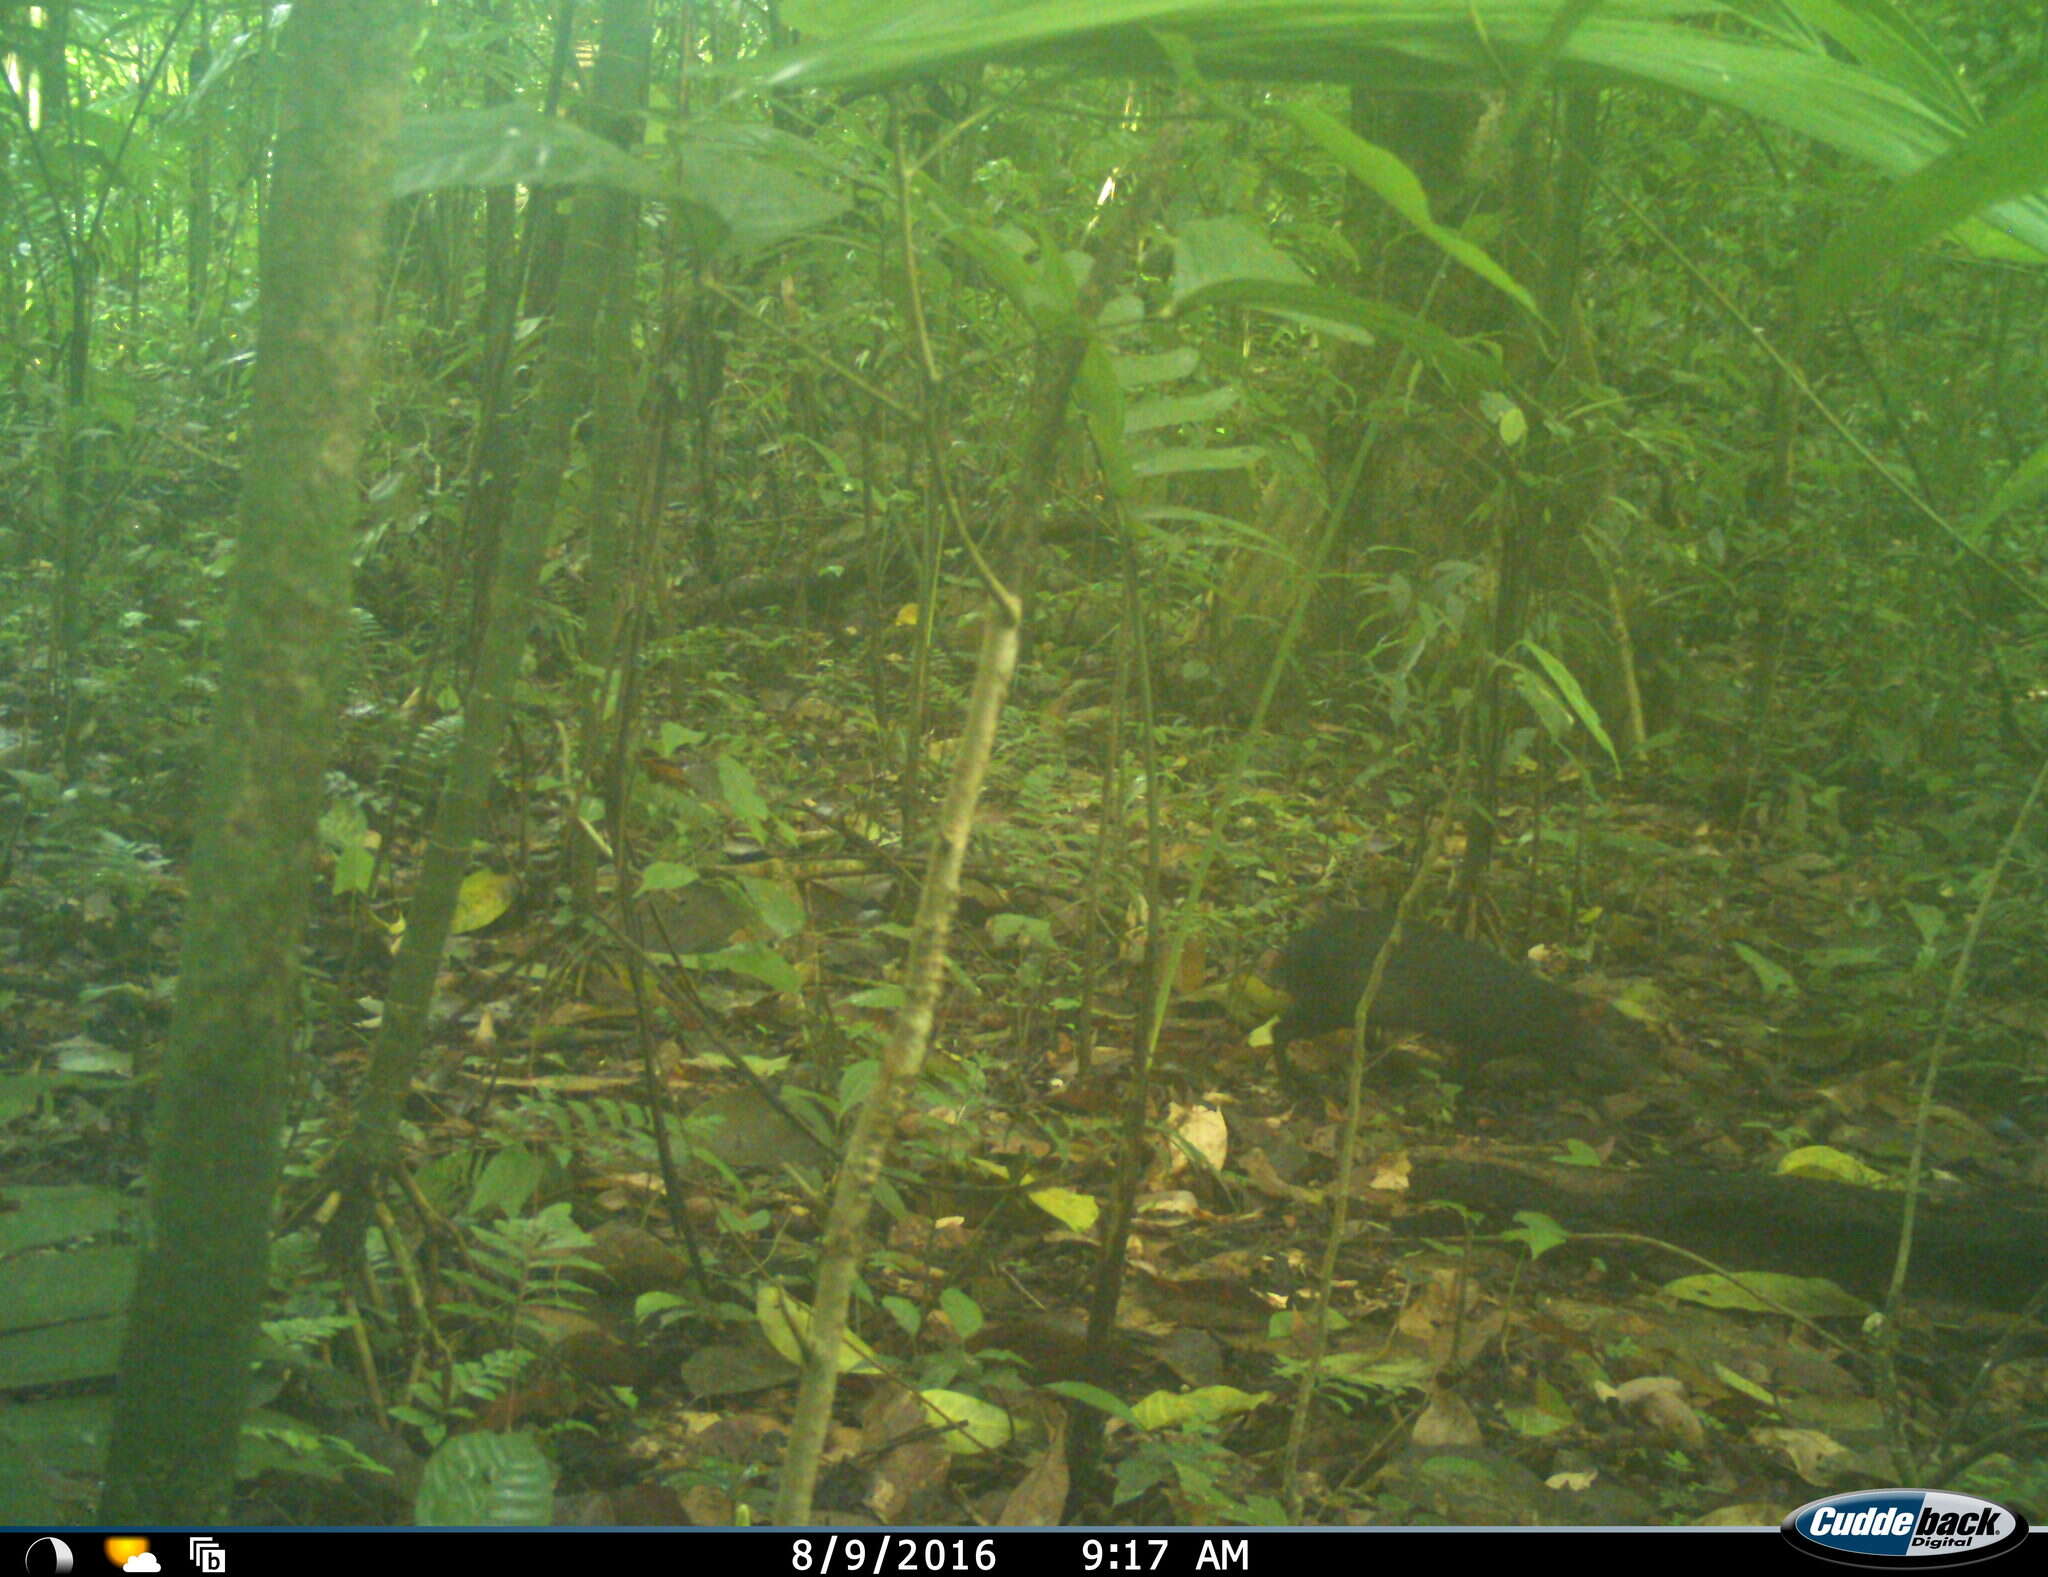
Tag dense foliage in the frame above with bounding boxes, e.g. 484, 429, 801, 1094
2, 0, 2045, 1532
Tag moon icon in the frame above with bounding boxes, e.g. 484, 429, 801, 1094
25, 1538, 75, 1575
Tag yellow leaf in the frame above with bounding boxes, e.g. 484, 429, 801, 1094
1131, 1386, 1272, 1430
453, 870, 517, 934
918, 1389, 1017, 1455
755, 1283, 882, 1374
1028, 1187, 1099, 1233
1664, 1272, 1868, 1317
1776, 1146, 1891, 1188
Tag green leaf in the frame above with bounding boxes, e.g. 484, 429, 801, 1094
1174, 275, 1500, 392
395, 106, 665, 199
1803, 83, 2048, 307
736, 874, 807, 937
466, 1147, 546, 1218
1047, 1381, 1140, 1425
715, 756, 770, 828
667, 123, 852, 254
1123, 386, 1241, 434
1130, 444, 1266, 480
990, 912, 1054, 948
1969, 438, 2048, 536
939, 1287, 984, 1340
748, 3, 2048, 255
1503, 1211, 1569, 1260
883, 1295, 923, 1337
0, 1246, 135, 1329
0, 1397, 110, 1503
1169, 216, 1311, 304
413, 1430, 557, 1526
1771, 0, 1973, 122
1521, 640, 1619, 767
1076, 336, 1133, 499
1277, 101, 1538, 321
1712, 1362, 1777, 1407
1113, 347, 1200, 388
332, 843, 375, 897
1731, 942, 1799, 998
1501, 1378, 1574, 1437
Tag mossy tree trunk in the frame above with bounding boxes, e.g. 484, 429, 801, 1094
100, 0, 416, 1524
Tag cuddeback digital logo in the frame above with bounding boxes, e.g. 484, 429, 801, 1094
1782, 1489, 2029, 1566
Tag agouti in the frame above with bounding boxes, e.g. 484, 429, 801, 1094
1270, 907, 1643, 1094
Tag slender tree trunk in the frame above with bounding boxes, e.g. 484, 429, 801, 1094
99, 0, 416, 1524
572, 0, 652, 912
185, 30, 213, 330
325, 0, 649, 1244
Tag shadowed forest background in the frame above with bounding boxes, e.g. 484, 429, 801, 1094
3, 0, 2048, 1532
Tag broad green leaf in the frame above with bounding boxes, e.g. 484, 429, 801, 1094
0, 1179, 131, 1253
414, 1430, 556, 1526
1114, 347, 1200, 388
395, 105, 664, 199
1804, 84, 2048, 307
1046, 1381, 1140, 1425
1521, 640, 1619, 767
715, 757, 770, 827
0, 1247, 136, 1328
1169, 216, 1311, 303
1309, 1352, 1431, 1391
1505, 1211, 1570, 1260
1130, 444, 1266, 479
939, 1287, 984, 1340
1714, 1362, 1778, 1406
1076, 336, 1133, 499
668, 124, 852, 254
735, 875, 806, 937
467, 1146, 547, 1217
1278, 101, 1538, 321
1769, 0, 1973, 122
1123, 386, 1241, 435
749, 3, 2048, 254
333, 843, 375, 897
695, 943, 801, 995
948, 223, 1084, 333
